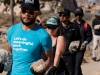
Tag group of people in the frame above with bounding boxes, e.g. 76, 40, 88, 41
2, 0, 100, 75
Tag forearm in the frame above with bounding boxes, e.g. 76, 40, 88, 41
44, 50, 52, 70
7, 43, 12, 54
53, 52, 61, 67
45, 58, 51, 70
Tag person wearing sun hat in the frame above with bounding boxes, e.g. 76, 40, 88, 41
6, 0, 52, 75
45, 16, 66, 75
92, 10, 100, 62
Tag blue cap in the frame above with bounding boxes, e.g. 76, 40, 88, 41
45, 16, 60, 28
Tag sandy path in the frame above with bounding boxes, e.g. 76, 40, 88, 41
82, 57, 100, 75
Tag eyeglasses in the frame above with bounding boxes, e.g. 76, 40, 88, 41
75, 13, 82, 16
47, 26, 57, 29
21, 9, 35, 15
59, 14, 66, 17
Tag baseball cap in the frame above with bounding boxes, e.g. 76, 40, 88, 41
95, 10, 100, 16
58, 8, 70, 16
75, 7, 84, 15
45, 16, 60, 28
20, 0, 40, 10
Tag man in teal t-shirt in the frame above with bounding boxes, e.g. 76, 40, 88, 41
6, 0, 52, 75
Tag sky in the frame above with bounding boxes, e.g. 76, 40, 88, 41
88, 0, 93, 2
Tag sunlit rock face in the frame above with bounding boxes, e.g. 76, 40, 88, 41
0, 0, 78, 15
0, 0, 100, 15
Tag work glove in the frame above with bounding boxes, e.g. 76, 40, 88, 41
80, 41, 88, 50
30, 59, 46, 75
94, 25, 100, 30
69, 41, 80, 54
0, 62, 4, 73
48, 66, 57, 75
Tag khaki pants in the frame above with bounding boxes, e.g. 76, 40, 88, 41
92, 34, 100, 60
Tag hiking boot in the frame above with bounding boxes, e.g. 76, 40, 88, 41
96, 59, 100, 62
92, 57, 96, 61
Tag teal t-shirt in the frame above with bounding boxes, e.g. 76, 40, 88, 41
7, 22, 52, 75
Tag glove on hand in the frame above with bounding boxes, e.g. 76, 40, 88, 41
0, 63, 4, 73
94, 25, 100, 30
48, 66, 57, 75
30, 59, 46, 75
80, 41, 88, 50
69, 41, 80, 53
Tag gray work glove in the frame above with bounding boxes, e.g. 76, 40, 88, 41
80, 41, 88, 50
69, 41, 80, 54
94, 25, 100, 30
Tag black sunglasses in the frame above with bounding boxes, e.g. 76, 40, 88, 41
59, 14, 66, 17
21, 9, 35, 15
75, 13, 82, 16
47, 26, 57, 29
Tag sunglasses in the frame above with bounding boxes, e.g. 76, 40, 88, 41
75, 13, 82, 16
59, 14, 66, 17
21, 9, 35, 15
47, 26, 57, 29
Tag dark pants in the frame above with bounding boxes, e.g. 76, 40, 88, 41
74, 49, 85, 75
57, 55, 75, 75
56, 58, 68, 75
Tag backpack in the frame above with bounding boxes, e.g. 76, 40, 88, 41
83, 22, 87, 31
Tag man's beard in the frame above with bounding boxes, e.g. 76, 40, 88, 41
21, 17, 36, 26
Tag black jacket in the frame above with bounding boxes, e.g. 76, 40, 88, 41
92, 18, 100, 35
74, 20, 93, 43
60, 21, 81, 55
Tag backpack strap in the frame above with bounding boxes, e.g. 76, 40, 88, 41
83, 22, 87, 31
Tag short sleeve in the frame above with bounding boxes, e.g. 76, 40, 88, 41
40, 30, 52, 52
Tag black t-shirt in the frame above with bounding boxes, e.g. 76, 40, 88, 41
92, 18, 100, 35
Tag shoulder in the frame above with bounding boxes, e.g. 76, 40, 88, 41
36, 24, 49, 37
7, 22, 22, 32
57, 35, 66, 42
93, 18, 97, 21
35, 24, 51, 41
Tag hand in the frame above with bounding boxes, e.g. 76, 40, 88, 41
80, 41, 88, 50
94, 25, 100, 30
69, 46, 78, 53
69, 41, 80, 53
30, 68, 46, 75
80, 43, 86, 50
48, 66, 57, 75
